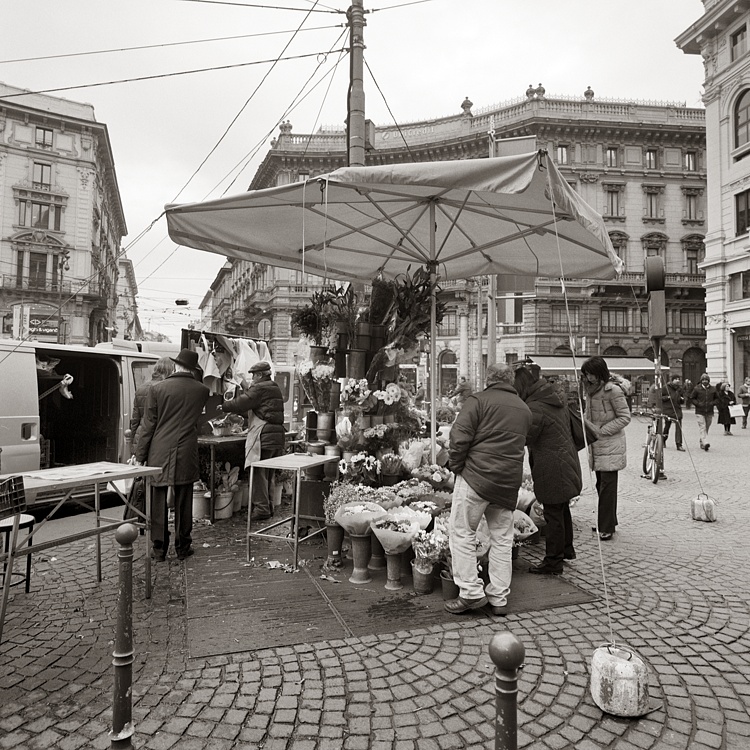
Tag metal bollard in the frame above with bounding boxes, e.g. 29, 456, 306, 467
109, 523, 138, 749
489, 631, 525, 750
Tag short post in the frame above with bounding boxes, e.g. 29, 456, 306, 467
109, 523, 138, 749
489, 631, 526, 750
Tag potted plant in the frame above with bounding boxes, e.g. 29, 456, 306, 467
379, 452, 403, 486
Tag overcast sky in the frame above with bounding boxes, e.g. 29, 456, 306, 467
1, 0, 706, 342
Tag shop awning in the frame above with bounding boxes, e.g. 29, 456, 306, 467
527, 355, 667, 376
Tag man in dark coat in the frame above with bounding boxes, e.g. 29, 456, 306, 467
218, 361, 285, 521
688, 373, 718, 451
445, 363, 532, 617
514, 367, 582, 575
135, 349, 210, 561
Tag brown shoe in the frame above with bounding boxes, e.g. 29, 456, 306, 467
444, 596, 488, 614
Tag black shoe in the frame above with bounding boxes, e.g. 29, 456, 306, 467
150, 548, 166, 562
250, 511, 272, 522
529, 563, 562, 575
488, 604, 508, 616
599, 532, 614, 541
704, 443, 710, 451
564, 552, 576, 560
676, 446, 686, 452
177, 548, 195, 560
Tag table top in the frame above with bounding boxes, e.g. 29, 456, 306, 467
0, 462, 162, 494
249, 454, 339, 471
198, 434, 247, 446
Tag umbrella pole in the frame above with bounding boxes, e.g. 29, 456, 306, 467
429, 205, 438, 465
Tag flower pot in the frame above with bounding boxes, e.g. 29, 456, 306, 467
383, 414, 397, 424
440, 570, 460, 601
346, 349, 368, 380
349, 533, 372, 584
371, 415, 384, 425
342, 450, 356, 462
324, 445, 341, 481
325, 522, 345, 568
193, 490, 210, 520
380, 473, 401, 487
411, 560, 435, 595
309, 345, 329, 364
357, 413, 372, 429
214, 490, 234, 520
385, 552, 403, 591
368, 533, 386, 570
354, 322, 371, 351
316, 411, 335, 442
329, 381, 342, 412
304, 441, 326, 480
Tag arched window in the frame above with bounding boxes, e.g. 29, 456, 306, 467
604, 345, 627, 356
439, 349, 457, 396
736, 89, 750, 149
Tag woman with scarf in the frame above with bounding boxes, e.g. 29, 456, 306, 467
580, 356, 631, 541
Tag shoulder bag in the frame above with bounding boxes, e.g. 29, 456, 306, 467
570, 408, 599, 452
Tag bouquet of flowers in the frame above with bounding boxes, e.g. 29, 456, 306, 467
411, 523, 450, 574
370, 515, 420, 555
340, 378, 371, 408
334, 500, 387, 536
298, 360, 335, 413
387, 504, 431, 530
362, 423, 397, 454
513, 509, 539, 548
411, 463, 454, 491
324, 480, 363, 524
338, 451, 381, 485
335, 416, 359, 451
379, 452, 403, 475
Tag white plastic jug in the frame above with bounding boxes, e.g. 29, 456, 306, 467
590, 645, 650, 717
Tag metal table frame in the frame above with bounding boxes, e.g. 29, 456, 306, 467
247, 454, 338, 570
198, 435, 247, 523
0, 461, 161, 643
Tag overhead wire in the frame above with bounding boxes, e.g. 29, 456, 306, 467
177, 0, 340, 11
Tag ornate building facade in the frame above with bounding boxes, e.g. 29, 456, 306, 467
0, 83, 129, 344
678, 0, 750, 386
201, 88, 707, 392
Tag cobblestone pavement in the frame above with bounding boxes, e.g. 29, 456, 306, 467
1, 413, 749, 749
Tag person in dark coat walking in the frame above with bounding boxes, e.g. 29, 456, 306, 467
135, 349, 210, 561
445, 363, 532, 616
514, 367, 582, 575
716, 381, 737, 436
129, 357, 174, 457
218, 361, 285, 521
688, 374, 718, 451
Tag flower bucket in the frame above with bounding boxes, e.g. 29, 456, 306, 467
325, 522, 345, 567
237, 481, 250, 509
316, 411, 335, 442
214, 490, 234, 520
385, 552, 403, 590
346, 349, 367, 380
193, 490, 210, 520
309, 345, 329, 364
380, 473, 401, 487
440, 570, 460, 601
411, 560, 435, 595
271, 482, 283, 508
304, 441, 326, 480
324, 445, 341, 481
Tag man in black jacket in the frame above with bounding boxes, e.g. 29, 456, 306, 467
219, 361, 285, 521
647, 374, 685, 451
445, 363, 532, 616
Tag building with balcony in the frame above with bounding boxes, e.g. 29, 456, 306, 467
678, 0, 750, 386
0, 83, 128, 344
201, 88, 707, 393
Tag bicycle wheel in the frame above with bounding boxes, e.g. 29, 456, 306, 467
642, 438, 654, 476
650, 434, 664, 484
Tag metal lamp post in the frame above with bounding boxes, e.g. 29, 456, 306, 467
57, 249, 70, 344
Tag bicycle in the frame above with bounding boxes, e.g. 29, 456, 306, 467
641, 412, 678, 484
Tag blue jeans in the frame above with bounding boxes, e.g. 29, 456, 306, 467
449, 474, 514, 606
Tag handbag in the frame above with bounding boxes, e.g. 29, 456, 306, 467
729, 403, 744, 418
569, 408, 599, 452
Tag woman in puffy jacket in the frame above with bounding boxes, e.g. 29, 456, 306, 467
581, 356, 631, 541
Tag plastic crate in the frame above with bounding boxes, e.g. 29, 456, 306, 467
0, 476, 27, 521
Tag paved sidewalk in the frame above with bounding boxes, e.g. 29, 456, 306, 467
1, 413, 749, 749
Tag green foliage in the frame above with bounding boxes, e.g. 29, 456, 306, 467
384, 266, 446, 349
291, 304, 320, 342
369, 277, 395, 326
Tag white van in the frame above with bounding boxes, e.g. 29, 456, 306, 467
0, 339, 161, 490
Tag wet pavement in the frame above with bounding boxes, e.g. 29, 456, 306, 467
1, 412, 749, 749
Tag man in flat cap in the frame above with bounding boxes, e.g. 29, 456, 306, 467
218, 361, 285, 521
136, 349, 210, 561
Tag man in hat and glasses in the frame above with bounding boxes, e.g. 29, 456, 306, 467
218, 360, 285, 521
135, 348, 210, 561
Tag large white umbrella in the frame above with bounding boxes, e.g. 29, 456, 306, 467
166, 150, 623, 455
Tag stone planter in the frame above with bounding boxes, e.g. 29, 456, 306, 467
385, 552, 403, 591
368, 534, 386, 571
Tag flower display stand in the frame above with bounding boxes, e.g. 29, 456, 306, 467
368, 534, 386, 570
411, 561, 435, 595
385, 552, 403, 590
349, 533, 372, 584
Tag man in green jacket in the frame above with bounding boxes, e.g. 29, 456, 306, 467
445, 363, 532, 616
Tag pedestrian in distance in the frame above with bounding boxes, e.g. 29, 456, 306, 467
647, 374, 685, 451
135, 349, 210, 562
716, 381, 737, 436
738, 376, 750, 429
688, 373, 718, 451
218, 361, 285, 521
450, 376, 473, 409
444, 363, 532, 616
580, 356, 631, 542
513, 365, 581, 575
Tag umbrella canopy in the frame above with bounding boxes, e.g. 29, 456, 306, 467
166, 150, 623, 459
166, 150, 623, 282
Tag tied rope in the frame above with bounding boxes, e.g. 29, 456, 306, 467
544, 162, 617, 648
